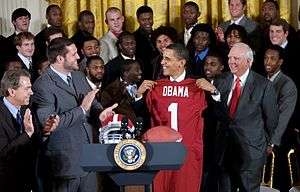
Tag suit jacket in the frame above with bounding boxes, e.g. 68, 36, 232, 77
219, 16, 262, 55
214, 71, 278, 169
101, 79, 138, 123
31, 68, 102, 178
3, 33, 18, 61
33, 27, 48, 62
0, 98, 39, 192
271, 72, 297, 146
102, 55, 144, 88
100, 31, 119, 64
133, 27, 158, 80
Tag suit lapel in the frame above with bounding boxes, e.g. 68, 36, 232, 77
0, 99, 18, 139
235, 71, 255, 116
47, 68, 78, 98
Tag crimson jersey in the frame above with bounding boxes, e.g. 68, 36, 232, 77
146, 78, 207, 192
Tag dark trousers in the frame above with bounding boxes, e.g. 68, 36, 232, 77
218, 157, 265, 192
43, 172, 97, 192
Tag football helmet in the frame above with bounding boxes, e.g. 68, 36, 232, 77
99, 114, 135, 144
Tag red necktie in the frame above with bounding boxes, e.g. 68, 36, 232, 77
229, 78, 241, 118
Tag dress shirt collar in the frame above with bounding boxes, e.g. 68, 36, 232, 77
195, 47, 209, 62
17, 52, 32, 70
170, 70, 186, 82
121, 53, 135, 60
86, 77, 101, 90
233, 68, 249, 87
184, 23, 197, 45
3, 97, 19, 119
231, 15, 245, 25
268, 70, 281, 82
50, 65, 71, 84
280, 40, 288, 49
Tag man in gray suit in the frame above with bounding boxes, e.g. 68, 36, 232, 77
264, 45, 298, 192
31, 37, 117, 192
197, 42, 279, 192
215, 0, 262, 54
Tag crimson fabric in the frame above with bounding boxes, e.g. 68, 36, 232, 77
146, 79, 207, 192
229, 78, 241, 118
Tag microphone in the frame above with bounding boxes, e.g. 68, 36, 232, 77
135, 117, 143, 139
121, 117, 128, 139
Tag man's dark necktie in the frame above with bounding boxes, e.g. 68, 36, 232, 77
16, 110, 23, 134
229, 78, 241, 118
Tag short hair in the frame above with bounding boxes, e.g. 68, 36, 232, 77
183, 1, 200, 13
1, 69, 30, 97
190, 23, 217, 48
80, 35, 100, 49
47, 37, 74, 64
117, 31, 135, 46
206, 50, 225, 66
86, 55, 104, 67
225, 24, 249, 44
46, 4, 61, 15
263, 0, 279, 10
265, 44, 285, 60
36, 57, 49, 70
78, 10, 94, 21
44, 26, 65, 42
151, 26, 178, 44
11, 8, 31, 22
4, 57, 22, 71
166, 43, 189, 62
136, 5, 153, 18
270, 18, 289, 32
14, 32, 34, 46
228, 0, 247, 6
232, 42, 254, 63
105, 7, 121, 19
120, 59, 140, 76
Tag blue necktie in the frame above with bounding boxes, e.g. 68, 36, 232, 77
16, 110, 23, 134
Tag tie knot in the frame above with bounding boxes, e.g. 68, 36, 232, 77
67, 75, 72, 86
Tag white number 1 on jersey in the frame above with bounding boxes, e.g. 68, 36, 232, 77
168, 103, 178, 131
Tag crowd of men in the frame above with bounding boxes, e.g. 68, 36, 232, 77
1, 0, 300, 192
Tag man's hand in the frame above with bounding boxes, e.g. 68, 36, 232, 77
43, 114, 60, 136
23, 108, 34, 137
196, 78, 217, 93
99, 103, 118, 122
136, 80, 156, 98
80, 89, 99, 112
215, 26, 225, 42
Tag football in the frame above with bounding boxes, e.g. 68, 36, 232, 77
142, 126, 183, 142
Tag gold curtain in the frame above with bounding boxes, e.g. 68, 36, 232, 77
47, 0, 292, 38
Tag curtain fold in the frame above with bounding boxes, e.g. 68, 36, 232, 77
47, 0, 292, 38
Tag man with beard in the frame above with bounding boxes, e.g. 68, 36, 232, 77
31, 37, 118, 192
85, 55, 105, 91
78, 36, 101, 72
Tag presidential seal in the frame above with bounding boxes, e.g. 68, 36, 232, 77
114, 139, 146, 171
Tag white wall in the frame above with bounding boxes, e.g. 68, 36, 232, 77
0, 0, 49, 37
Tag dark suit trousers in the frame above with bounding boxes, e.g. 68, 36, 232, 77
43, 172, 97, 192
218, 157, 265, 192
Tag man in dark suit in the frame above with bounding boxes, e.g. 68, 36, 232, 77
198, 42, 279, 192
103, 31, 144, 88
4, 8, 31, 60
34, 4, 63, 61
264, 45, 298, 192
71, 10, 95, 60
133, 5, 157, 80
0, 69, 59, 192
31, 37, 117, 192
180, 1, 200, 46
14, 32, 37, 82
